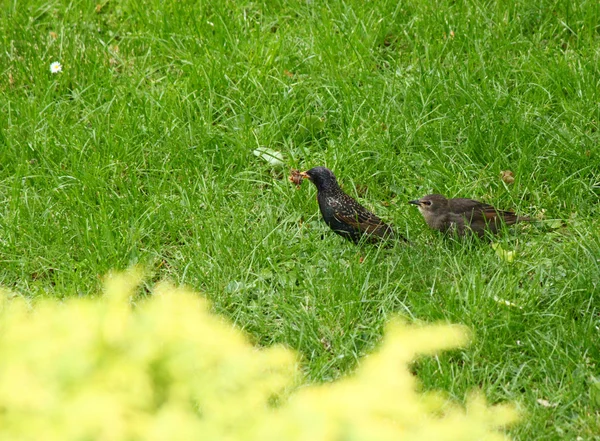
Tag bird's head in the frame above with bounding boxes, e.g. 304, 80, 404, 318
409, 194, 449, 216
300, 166, 339, 192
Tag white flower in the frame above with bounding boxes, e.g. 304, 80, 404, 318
493, 296, 523, 310
50, 62, 62, 74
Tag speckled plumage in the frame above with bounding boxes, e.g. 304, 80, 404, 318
301, 167, 400, 244
409, 194, 529, 237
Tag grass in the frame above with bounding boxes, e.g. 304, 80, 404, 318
1, 0, 599, 438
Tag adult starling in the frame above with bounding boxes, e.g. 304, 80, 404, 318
409, 194, 530, 237
299, 166, 400, 244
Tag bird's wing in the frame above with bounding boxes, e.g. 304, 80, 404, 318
331, 195, 393, 237
449, 198, 519, 224
447, 198, 490, 214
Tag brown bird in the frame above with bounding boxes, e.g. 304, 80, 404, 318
298, 166, 402, 244
409, 194, 530, 237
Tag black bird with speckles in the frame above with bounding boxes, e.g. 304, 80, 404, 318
299, 166, 402, 244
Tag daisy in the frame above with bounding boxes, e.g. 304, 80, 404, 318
50, 61, 62, 74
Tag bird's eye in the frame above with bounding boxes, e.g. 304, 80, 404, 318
423, 201, 432, 206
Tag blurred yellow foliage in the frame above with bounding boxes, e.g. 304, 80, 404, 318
0, 270, 518, 441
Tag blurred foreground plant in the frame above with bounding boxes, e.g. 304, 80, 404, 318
0, 270, 518, 440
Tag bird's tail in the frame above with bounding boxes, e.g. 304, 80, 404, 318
497, 211, 530, 225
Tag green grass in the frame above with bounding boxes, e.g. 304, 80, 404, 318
1, 0, 599, 438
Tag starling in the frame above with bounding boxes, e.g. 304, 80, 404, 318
299, 166, 401, 244
409, 194, 530, 237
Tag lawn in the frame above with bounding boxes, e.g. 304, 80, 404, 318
1, 0, 599, 439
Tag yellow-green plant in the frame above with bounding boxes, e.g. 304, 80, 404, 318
0, 271, 518, 441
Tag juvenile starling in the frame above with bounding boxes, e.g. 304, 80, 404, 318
299, 166, 400, 244
409, 194, 530, 237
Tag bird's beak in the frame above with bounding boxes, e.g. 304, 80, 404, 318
408, 200, 421, 206
299, 171, 311, 180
